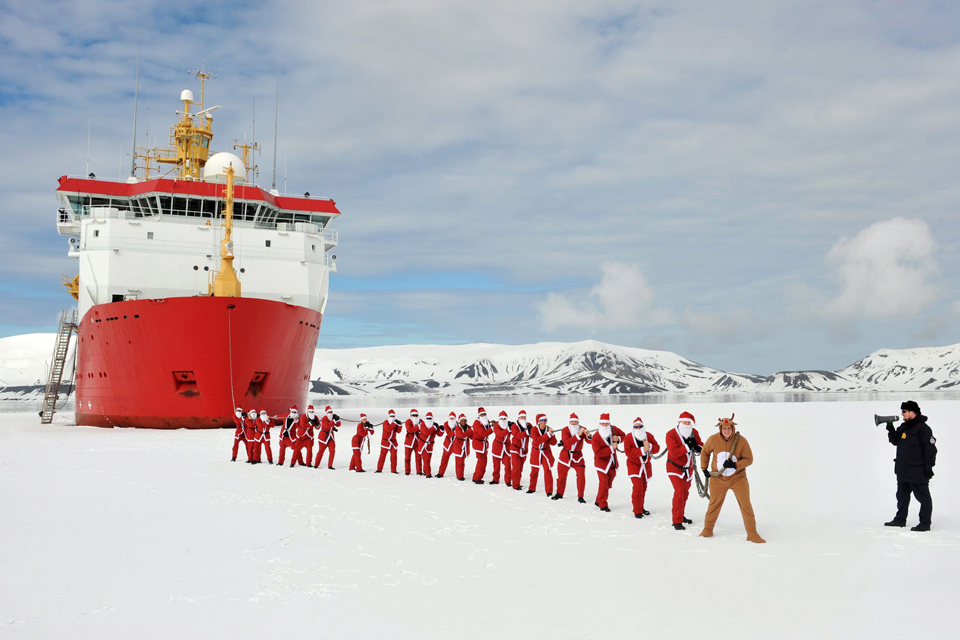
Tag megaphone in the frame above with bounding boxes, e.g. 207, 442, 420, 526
874, 414, 901, 427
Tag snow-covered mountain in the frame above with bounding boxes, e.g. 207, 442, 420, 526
4, 333, 960, 400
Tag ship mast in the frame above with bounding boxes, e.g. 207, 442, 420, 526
211, 165, 242, 297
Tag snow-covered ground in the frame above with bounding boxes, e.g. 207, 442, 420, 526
1, 400, 956, 638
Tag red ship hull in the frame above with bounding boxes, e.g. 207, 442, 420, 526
75, 297, 321, 429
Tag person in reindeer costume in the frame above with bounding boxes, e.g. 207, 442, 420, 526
699, 414, 766, 543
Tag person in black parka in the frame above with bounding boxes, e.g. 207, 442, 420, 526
884, 400, 937, 531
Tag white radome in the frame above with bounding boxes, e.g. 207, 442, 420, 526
203, 151, 247, 183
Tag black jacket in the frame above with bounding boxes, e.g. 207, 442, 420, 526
888, 415, 937, 483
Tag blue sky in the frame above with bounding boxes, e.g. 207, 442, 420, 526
2, 0, 960, 375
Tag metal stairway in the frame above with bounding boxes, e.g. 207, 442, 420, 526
40, 309, 78, 424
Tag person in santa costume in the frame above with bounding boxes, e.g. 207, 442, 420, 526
471, 408, 494, 484
292, 405, 317, 467
509, 410, 532, 490
491, 410, 513, 486
257, 409, 274, 464
624, 417, 661, 518
453, 414, 472, 481
277, 406, 298, 466
665, 411, 703, 529
404, 409, 425, 476
528, 414, 557, 495
242, 409, 259, 463
436, 411, 458, 478
349, 414, 376, 472
231, 407, 247, 462
591, 413, 626, 511
376, 410, 402, 474
554, 413, 589, 502
314, 406, 340, 469
699, 415, 766, 543
419, 412, 444, 477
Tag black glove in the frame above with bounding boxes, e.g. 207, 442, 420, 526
693, 445, 702, 455
885, 423, 895, 433
333, 413, 340, 421
723, 458, 737, 469
683, 436, 695, 448
702, 468, 711, 477
925, 466, 934, 479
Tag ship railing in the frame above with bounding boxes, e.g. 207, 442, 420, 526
323, 228, 338, 248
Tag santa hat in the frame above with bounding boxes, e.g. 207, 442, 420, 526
291, 406, 299, 413
411, 409, 419, 416
260, 408, 267, 413
448, 411, 457, 419
518, 410, 527, 418
536, 413, 546, 423
425, 411, 434, 419
359, 412, 367, 419
324, 405, 332, 413
569, 412, 579, 421
388, 410, 396, 417
458, 413, 466, 421
679, 411, 695, 424
633, 417, 643, 426
499, 410, 508, 418
478, 407, 487, 415
599, 413, 610, 424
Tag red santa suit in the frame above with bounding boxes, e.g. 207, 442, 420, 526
404, 411, 425, 475
591, 414, 627, 510
350, 415, 376, 472
555, 413, 588, 500
491, 411, 513, 485
418, 413, 443, 477
257, 410, 274, 464
293, 407, 318, 467
528, 416, 557, 495
665, 411, 703, 526
277, 407, 298, 466
624, 418, 661, 517
314, 406, 340, 469
376, 410, 402, 473
231, 408, 246, 461
509, 412, 532, 490
242, 410, 258, 462
453, 416, 471, 481
471, 409, 494, 483
436, 412, 458, 478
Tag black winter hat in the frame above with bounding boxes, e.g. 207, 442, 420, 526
901, 400, 921, 414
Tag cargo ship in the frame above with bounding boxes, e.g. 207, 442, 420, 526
51, 68, 340, 428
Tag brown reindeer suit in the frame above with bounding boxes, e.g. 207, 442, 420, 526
699, 415, 766, 543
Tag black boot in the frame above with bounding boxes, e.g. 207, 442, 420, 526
231, 458, 236, 462
635, 513, 644, 519
375, 470, 382, 473
600, 507, 611, 512
578, 497, 586, 504
526, 489, 536, 494
552, 495, 563, 501
682, 517, 693, 524
911, 523, 931, 532
642, 509, 650, 516
884, 519, 906, 527
673, 523, 685, 530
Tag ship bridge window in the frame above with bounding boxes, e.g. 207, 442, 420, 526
201, 198, 217, 218
158, 195, 172, 216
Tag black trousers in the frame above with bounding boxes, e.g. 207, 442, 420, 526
895, 480, 933, 525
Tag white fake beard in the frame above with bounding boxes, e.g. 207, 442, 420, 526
248, 413, 257, 420
518, 419, 527, 427
498, 419, 508, 427
633, 427, 646, 442
678, 423, 693, 438
235, 411, 242, 418
598, 425, 612, 443
446, 420, 455, 429
569, 424, 579, 434
290, 412, 299, 419
480, 417, 489, 426
260, 414, 268, 421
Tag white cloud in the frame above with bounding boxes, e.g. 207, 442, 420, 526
540, 262, 656, 330
822, 217, 939, 319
